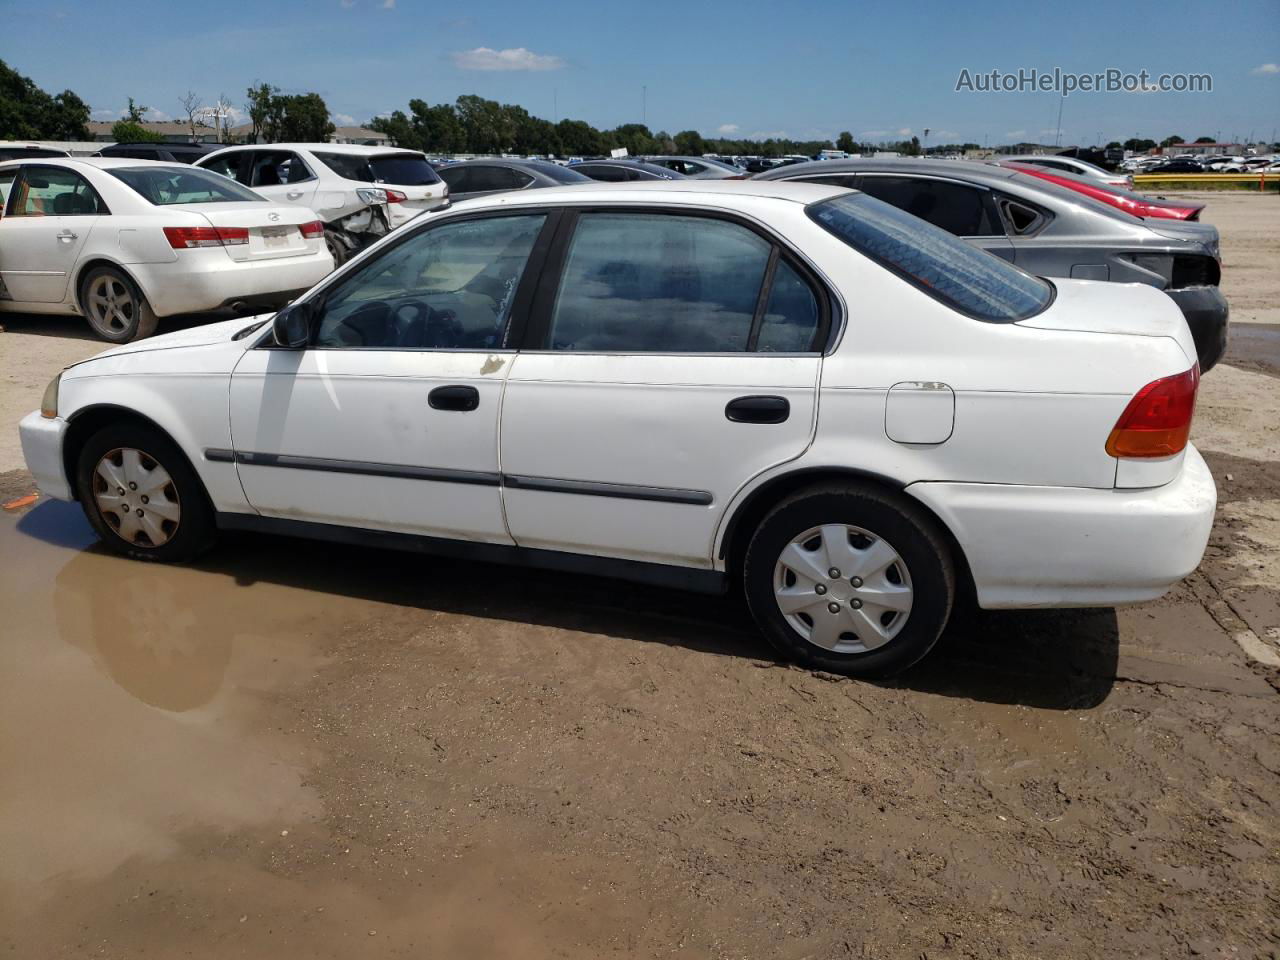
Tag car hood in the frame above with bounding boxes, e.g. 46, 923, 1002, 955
1018, 278, 1197, 365
69, 315, 270, 367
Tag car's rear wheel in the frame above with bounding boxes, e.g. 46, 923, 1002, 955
80, 266, 159, 343
743, 483, 955, 678
75, 422, 216, 563
324, 230, 348, 267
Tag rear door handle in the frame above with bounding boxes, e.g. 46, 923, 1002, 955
725, 395, 790, 424
286, 190, 303, 200
428, 384, 480, 411
57, 229, 78, 241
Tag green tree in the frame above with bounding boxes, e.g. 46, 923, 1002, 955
0, 59, 90, 140
245, 82, 276, 142
609, 123, 656, 156
1193, 136, 1215, 144
1123, 137, 1156, 152
275, 92, 334, 142
555, 118, 599, 156
673, 129, 705, 155
111, 120, 165, 143
836, 131, 856, 153
1160, 134, 1184, 148
124, 97, 148, 123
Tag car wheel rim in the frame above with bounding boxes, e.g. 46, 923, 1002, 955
92, 447, 181, 548
87, 276, 136, 334
773, 524, 913, 653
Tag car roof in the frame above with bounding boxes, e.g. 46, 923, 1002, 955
0, 156, 193, 171
445, 179, 847, 208
209, 143, 420, 156
756, 157, 1022, 183
441, 157, 566, 169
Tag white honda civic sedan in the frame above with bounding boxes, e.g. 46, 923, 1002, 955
0, 157, 334, 342
18, 181, 1216, 676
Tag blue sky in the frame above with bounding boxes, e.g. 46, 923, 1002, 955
6, 0, 1278, 145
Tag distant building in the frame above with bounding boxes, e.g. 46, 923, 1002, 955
86, 121, 222, 144
1166, 142, 1244, 156
964, 148, 995, 160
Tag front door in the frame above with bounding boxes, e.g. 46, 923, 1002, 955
229, 211, 551, 541
501, 208, 827, 568
0, 165, 101, 303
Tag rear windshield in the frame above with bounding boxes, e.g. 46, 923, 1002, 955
108, 166, 265, 205
809, 192, 1053, 322
314, 151, 441, 186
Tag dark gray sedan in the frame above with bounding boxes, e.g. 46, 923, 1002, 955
571, 159, 687, 182
437, 158, 591, 203
642, 155, 746, 179
755, 158, 1228, 371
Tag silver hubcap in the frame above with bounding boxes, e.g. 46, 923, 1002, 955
87, 276, 137, 334
773, 524, 913, 653
92, 448, 181, 547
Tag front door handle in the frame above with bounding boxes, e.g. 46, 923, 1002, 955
57, 229, 78, 241
725, 395, 790, 424
428, 384, 480, 411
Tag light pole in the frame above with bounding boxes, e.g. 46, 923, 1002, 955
642, 85, 647, 127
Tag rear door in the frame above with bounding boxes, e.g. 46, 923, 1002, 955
0, 165, 102, 303
500, 207, 827, 569
854, 174, 1015, 261
245, 150, 318, 211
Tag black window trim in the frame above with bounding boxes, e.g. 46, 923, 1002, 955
7, 163, 111, 217
253, 206, 563, 353
518, 203, 837, 356
851, 172, 1005, 240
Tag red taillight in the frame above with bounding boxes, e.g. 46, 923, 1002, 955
1105, 365, 1199, 458
299, 220, 324, 239
163, 226, 248, 249
384, 189, 406, 203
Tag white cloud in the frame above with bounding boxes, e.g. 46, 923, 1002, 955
861, 129, 887, 137
340, 0, 355, 7
896, 127, 912, 136
1040, 127, 1062, 136
1250, 62, 1279, 75
332, 113, 357, 126
931, 129, 958, 138
452, 47, 564, 71
1005, 129, 1026, 137
382, 0, 395, 6
716, 123, 739, 135
145, 109, 172, 122
749, 129, 789, 140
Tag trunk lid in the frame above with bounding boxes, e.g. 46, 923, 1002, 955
167, 202, 320, 262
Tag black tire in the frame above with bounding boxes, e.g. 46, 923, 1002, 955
743, 483, 955, 678
324, 230, 348, 267
75, 421, 217, 563
78, 265, 159, 343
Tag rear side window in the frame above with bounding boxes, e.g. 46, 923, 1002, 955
467, 165, 533, 192
249, 151, 311, 187
438, 166, 471, 193
810, 193, 1052, 323
547, 212, 822, 353
10, 167, 107, 216
856, 176, 998, 237
109, 166, 265, 205
578, 164, 628, 182
201, 152, 243, 181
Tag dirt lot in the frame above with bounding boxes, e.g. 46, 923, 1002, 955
1, 193, 1277, 959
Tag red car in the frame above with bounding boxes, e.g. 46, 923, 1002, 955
1003, 162, 1205, 221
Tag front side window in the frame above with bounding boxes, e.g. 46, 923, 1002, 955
9, 167, 107, 216
108, 166, 265, 205
810, 192, 1052, 323
314, 214, 546, 350
548, 213, 775, 352
856, 176, 998, 237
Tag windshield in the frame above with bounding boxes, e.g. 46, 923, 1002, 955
108, 166, 265, 205
809, 192, 1053, 323
314, 151, 441, 186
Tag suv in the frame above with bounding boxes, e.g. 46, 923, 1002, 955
96, 142, 221, 164
195, 144, 449, 264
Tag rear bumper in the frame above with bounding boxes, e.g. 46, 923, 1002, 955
18, 411, 72, 501
1166, 285, 1228, 373
908, 444, 1217, 609
137, 250, 334, 317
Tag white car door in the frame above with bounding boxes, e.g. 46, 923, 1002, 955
0, 165, 100, 303
228, 211, 552, 542
500, 208, 826, 569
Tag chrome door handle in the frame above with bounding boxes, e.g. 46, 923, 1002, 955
286, 190, 303, 200
56, 229, 78, 241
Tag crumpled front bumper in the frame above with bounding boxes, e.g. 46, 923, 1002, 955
18, 411, 73, 501
1166, 285, 1228, 373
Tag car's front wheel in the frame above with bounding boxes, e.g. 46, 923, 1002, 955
79, 266, 159, 343
75, 422, 216, 562
743, 483, 955, 678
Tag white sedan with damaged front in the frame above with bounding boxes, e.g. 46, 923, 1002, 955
0, 157, 333, 342
18, 181, 1216, 676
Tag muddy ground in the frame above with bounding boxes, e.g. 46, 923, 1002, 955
0, 193, 1277, 959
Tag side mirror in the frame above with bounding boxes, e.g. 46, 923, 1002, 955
272, 302, 313, 348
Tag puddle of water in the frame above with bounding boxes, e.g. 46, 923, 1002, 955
0, 501, 365, 906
